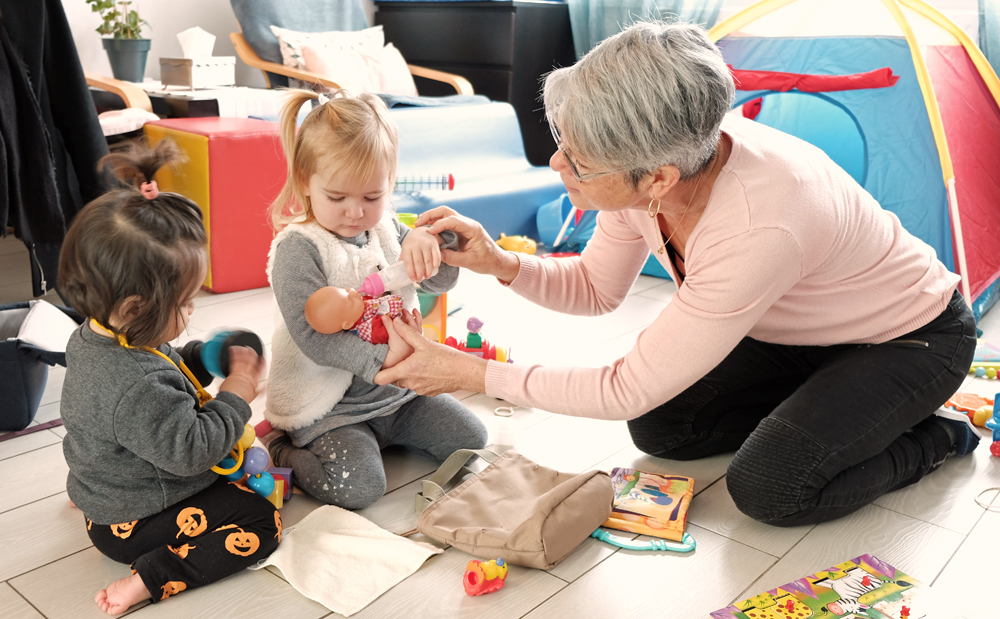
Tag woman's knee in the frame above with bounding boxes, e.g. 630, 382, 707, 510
725, 418, 826, 525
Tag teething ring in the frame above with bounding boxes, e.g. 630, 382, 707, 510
211, 444, 246, 475
422, 324, 442, 343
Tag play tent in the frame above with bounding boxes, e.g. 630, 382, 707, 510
709, 0, 1000, 318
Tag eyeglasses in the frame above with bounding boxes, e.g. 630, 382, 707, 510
550, 124, 624, 182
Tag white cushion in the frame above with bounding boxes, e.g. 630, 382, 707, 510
97, 108, 160, 137
269, 24, 385, 74
301, 41, 418, 96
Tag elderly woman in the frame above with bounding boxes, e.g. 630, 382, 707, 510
375, 21, 978, 526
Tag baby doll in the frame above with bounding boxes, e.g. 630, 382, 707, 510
304, 286, 409, 344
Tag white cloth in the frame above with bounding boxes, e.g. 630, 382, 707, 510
250, 505, 442, 616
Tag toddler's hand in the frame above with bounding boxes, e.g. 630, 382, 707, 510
381, 311, 420, 369
220, 346, 266, 404
400, 226, 442, 283
402, 306, 423, 331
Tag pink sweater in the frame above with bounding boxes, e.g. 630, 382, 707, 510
484, 115, 959, 421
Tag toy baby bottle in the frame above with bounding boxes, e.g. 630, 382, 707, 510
359, 262, 413, 297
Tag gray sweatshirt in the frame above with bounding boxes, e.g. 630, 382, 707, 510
270, 220, 459, 446
61, 325, 251, 524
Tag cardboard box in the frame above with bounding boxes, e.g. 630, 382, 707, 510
160, 56, 235, 89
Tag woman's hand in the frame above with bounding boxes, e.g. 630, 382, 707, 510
416, 206, 521, 282
381, 308, 423, 369
220, 346, 267, 404
399, 226, 442, 282
375, 315, 488, 396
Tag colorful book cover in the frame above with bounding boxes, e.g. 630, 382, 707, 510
601, 468, 693, 542
712, 554, 953, 619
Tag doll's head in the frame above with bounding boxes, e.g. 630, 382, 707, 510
304, 286, 366, 334
270, 89, 398, 237
58, 139, 207, 347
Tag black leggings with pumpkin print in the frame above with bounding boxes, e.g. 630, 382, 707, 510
86, 477, 281, 603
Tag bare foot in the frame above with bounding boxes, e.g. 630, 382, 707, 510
94, 573, 150, 615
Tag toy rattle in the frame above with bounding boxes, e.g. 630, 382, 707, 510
463, 558, 507, 596
179, 329, 264, 388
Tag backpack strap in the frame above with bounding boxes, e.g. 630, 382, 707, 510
415, 448, 502, 513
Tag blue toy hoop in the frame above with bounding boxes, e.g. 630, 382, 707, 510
590, 528, 696, 553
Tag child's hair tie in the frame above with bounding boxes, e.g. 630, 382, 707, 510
139, 180, 159, 200
317, 93, 330, 106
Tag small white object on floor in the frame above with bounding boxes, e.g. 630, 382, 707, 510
250, 505, 442, 616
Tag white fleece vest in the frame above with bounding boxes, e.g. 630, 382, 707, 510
264, 215, 418, 431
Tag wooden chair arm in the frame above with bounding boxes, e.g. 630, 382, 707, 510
231, 32, 474, 96
407, 64, 475, 95
84, 71, 153, 112
231, 32, 343, 90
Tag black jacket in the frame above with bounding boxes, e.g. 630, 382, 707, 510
0, 0, 108, 296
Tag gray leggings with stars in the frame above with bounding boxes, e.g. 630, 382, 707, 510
268, 394, 488, 509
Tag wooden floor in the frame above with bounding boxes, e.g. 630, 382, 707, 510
0, 233, 993, 618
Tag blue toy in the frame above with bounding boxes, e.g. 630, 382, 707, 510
986, 394, 1000, 457
180, 329, 264, 386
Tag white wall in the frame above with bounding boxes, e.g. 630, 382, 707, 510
62, 0, 377, 88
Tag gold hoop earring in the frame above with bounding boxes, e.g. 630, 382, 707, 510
647, 198, 661, 218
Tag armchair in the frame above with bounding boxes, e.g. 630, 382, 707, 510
84, 71, 152, 112
229, 0, 473, 95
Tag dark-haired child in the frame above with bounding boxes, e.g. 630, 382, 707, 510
58, 140, 277, 615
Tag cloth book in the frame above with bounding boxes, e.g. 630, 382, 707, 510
601, 468, 694, 542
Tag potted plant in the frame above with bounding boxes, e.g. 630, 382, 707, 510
86, 0, 151, 83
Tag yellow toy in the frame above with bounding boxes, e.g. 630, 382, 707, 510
497, 233, 537, 255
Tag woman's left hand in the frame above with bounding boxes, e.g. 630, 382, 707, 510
374, 315, 488, 396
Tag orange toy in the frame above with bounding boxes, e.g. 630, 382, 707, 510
463, 558, 508, 596
943, 392, 993, 427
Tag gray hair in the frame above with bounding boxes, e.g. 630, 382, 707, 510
543, 21, 735, 185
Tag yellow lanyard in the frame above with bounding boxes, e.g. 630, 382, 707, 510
90, 319, 213, 407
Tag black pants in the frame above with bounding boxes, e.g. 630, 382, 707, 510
87, 477, 281, 602
627, 290, 976, 526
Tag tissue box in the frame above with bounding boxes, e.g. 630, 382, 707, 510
160, 56, 235, 89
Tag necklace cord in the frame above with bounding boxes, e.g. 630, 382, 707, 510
651, 154, 717, 256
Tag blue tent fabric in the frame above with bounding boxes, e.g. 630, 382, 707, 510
719, 36, 955, 273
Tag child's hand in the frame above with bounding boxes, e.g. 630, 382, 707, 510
381, 308, 421, 369
220, 346, 266, 404
402, 306, 423, 331
400, 226, 443, 282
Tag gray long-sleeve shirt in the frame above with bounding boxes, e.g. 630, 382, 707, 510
270, 220, 459, 446
61, 325, 252, 524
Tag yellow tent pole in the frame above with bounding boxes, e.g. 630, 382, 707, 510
708, 0, 799, 42
879, 0, 953, 181
880, 0, 972, 304
900, 0, 1000, 109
